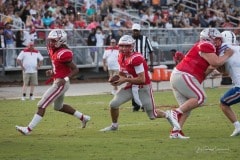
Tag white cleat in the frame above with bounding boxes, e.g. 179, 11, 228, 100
230, 128, 240, 137
82, 115, 91, 128
21, 97, 26, 101
170, 130, 190, 139
100, 125, 118, 132
166, 110, 181, 130
16, 125, 31, 135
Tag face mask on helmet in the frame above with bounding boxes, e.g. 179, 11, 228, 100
118, 35, 135, 54
221, 31, 236, 44
200, 28, 222, 42
47, 29, 67, 48
118, 35, 135, 45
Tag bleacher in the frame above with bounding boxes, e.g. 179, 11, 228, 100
1, 0, 240, 81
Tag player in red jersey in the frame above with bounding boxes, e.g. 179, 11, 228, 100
100, 35, 179, 132
167, 28, 233, 139
16, 29, 90, 135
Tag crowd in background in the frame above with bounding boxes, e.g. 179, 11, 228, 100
1, 0, 240, 37
0, 0, 240, 67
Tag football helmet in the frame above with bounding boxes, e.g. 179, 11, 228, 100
118, 35, 135, 46
118, 35, 135, 54
200, 28, 222, 42
221, 31, 236, 44
47, 29, 67, 48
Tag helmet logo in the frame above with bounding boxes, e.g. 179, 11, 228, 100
56, 30, 63, 38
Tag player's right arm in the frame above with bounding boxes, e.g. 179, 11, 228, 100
199, 42, 233, 67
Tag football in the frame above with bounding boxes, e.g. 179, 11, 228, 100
109, 75, 120, 83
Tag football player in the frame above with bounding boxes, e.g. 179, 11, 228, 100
16, 29, 91, 135
167, 28, 233, 139
219, 31, 240, 136
100, 35, 180, 132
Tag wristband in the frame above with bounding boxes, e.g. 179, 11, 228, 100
64, 77, 69, 82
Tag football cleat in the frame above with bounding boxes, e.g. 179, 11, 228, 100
230, 127, 240, 137
21, 97, 26, 101
82, 115, 91, 128
166, 110, 181, 130
16, 125, 31, 135
170, 130, 190, 139
100, 125, 118, 132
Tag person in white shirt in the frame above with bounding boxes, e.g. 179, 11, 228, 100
103, 38, 119, 95
219, 31, 240, 137
17, 42, 43, 100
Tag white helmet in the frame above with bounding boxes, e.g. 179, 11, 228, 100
200, 28, 222, 42
47, 29, 67, 48
221, 31, 236, 44
118, 35, 135, 45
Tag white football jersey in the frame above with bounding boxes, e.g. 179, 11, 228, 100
219, 43, 240, 87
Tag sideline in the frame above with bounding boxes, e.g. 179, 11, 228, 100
0, 78, 223, 100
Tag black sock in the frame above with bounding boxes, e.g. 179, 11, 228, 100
30, 93, 33, 97
23, 93, 26, 97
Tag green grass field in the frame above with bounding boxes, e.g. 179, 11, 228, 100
0, 87, 239, 160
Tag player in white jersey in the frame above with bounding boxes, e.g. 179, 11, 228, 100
219, 31, 240, 136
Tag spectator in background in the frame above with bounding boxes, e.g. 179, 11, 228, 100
191, 14, 200, 27
66, 2, 76, 15
103, 38, 119, 95
17, 42, 43, 101
95, 26, 105, 62
123, 16, 133, 29
33, 14, 46, 40
95, 26, 105, 47
22, 27, 37, 47
221, 17, 234, 29
63, 15, 75, 45
50, 17, 65, 29
100, 0, 110, 21
115, 29, 124, 43
110, 16, 122, 29
0, 24, 5, 66
87, 27, 97, 63
15, 30, 25, 53
13, 11, 24, 29
3, 22, 16, 68
74, 12, 87, 29
86, 4, 97, 22
151, 36, 160, 63
19, 1, 31, 23
105, 30, 116, 46
86, 18, 99, 30
42, 11, 54, 28
102, 16, 111, 30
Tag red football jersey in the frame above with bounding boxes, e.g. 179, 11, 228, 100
118, 52, 150, 85
176, 40, 216, 83
49, 48, 73, 78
